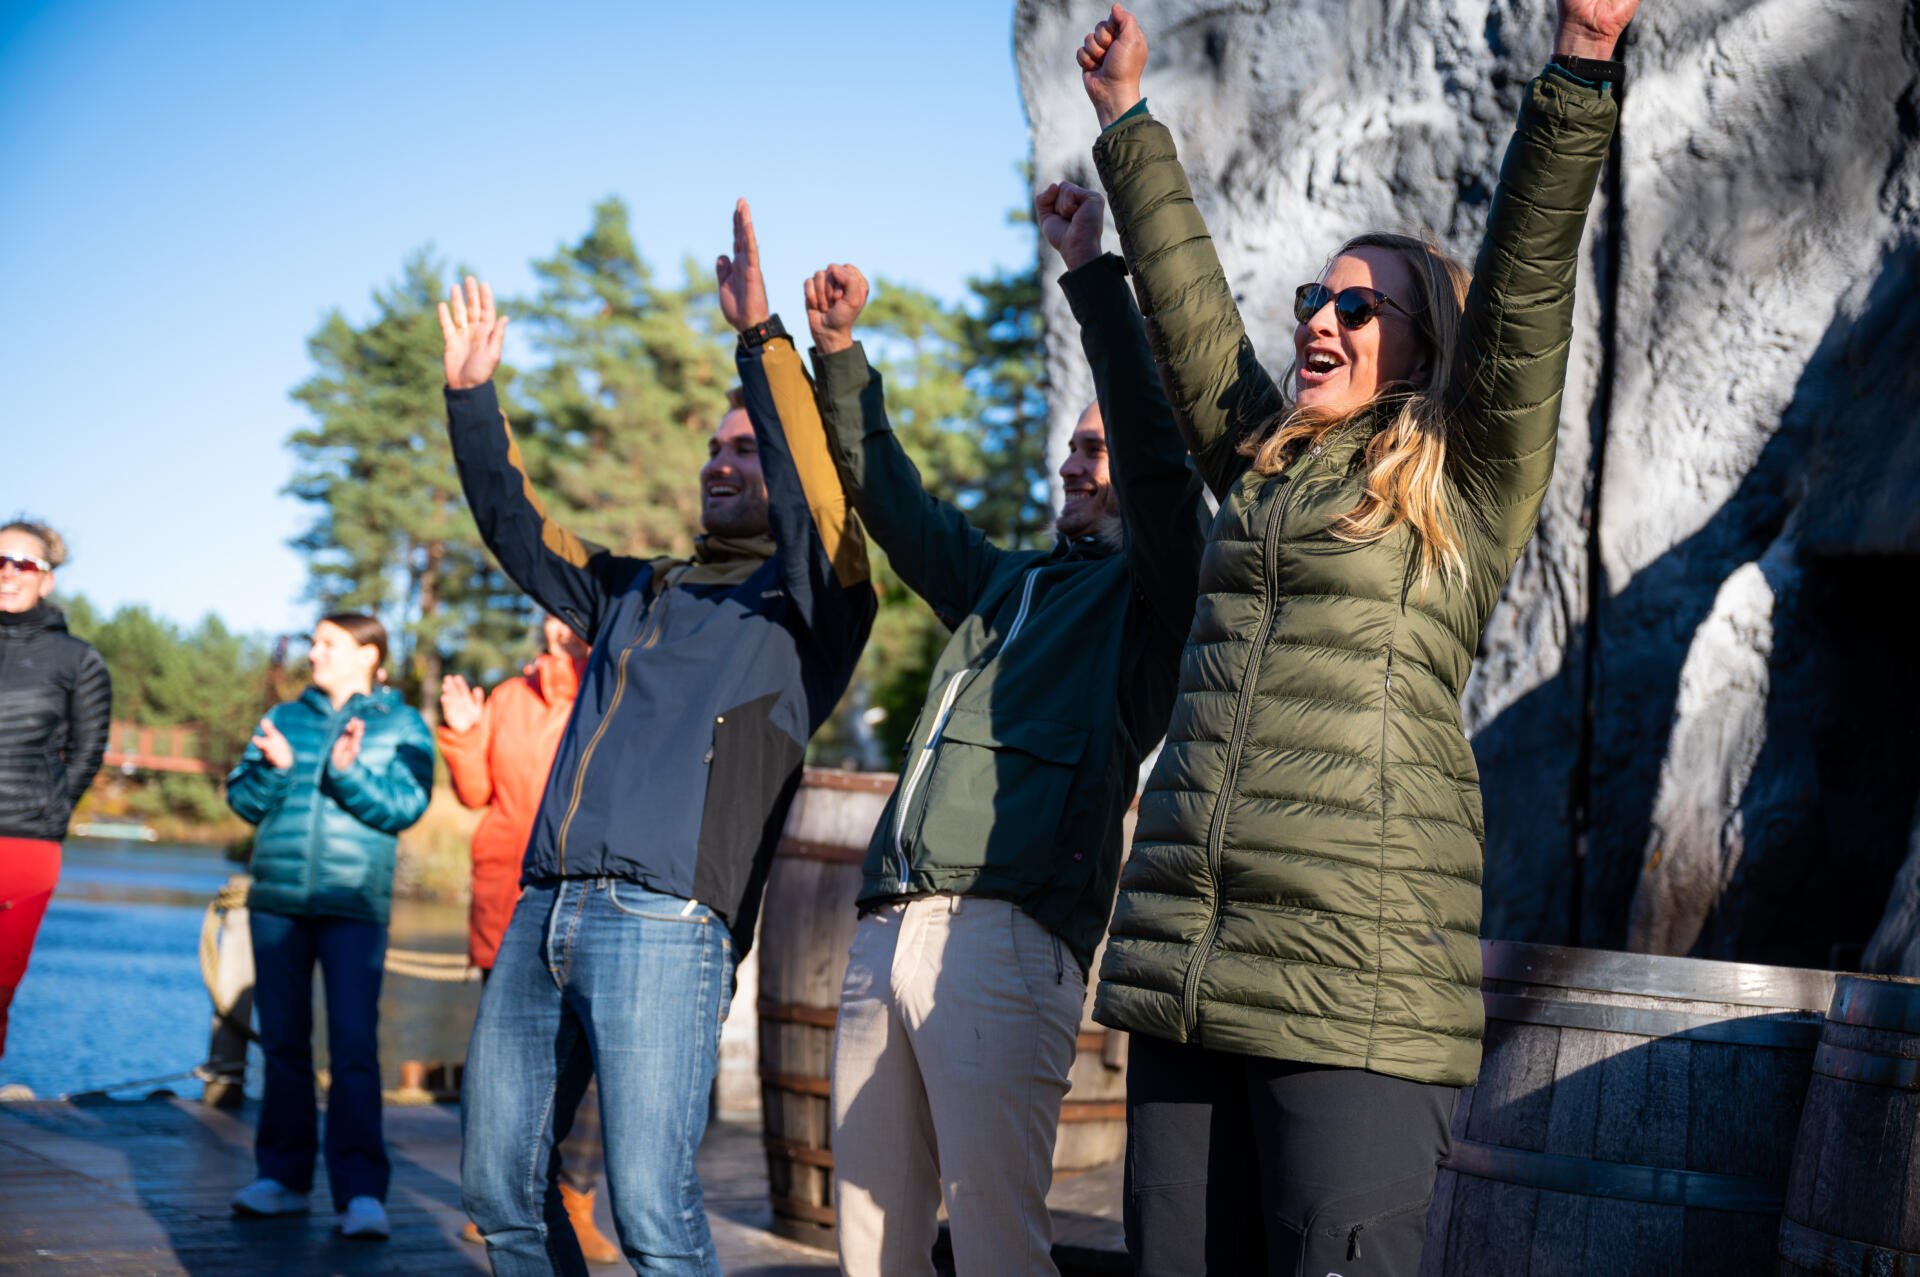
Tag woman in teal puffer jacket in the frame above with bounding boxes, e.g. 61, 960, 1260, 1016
223, 613, 433, 1241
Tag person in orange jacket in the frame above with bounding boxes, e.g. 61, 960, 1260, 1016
439, 613, 617, 1264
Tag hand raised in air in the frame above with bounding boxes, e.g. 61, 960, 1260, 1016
803, 264, 869, 357
439, 276, 507, 391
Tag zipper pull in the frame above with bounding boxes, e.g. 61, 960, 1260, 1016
1348, 1223, 1364, 1260
702, 746, 714, 765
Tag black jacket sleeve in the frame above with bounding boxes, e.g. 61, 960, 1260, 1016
1061, 254, 1210, 638
445, 379, 644, 641
809, 341, 1009, 627
64, 644, 112, 802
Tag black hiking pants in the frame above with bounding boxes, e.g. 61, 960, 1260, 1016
1124, 1034, 1459, 1277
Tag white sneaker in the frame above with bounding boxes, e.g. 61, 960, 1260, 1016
338, 1195, 390, 1240
230, 1178, 310, 1216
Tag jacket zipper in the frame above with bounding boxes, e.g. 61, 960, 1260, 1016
888, 567, 1042, 891
1178, 451, 1319, 1038
555, 584, 678, 874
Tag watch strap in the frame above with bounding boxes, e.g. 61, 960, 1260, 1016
739, 315, 789, 350
1550, 52, 1625, 86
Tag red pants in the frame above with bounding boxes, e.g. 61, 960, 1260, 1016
0, 838, 62, 1059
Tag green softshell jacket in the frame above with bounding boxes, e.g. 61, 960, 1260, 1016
811, 257, 1209, 975
1092, 72, 1618, 1085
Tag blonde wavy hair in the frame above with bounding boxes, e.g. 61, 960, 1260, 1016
2, 517, 68, 568
1243, 232, 1472, 588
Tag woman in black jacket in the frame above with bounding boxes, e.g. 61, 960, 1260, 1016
0, 518, 111, 1061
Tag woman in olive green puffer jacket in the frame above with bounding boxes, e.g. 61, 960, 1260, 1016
1076, 2, 1637, 1273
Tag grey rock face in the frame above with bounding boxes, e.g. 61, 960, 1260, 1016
1015, 0, 1920, 961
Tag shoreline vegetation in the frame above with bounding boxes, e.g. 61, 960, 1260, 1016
72, 785, 484, 907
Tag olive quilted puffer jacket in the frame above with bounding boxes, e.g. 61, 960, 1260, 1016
1092, 72, 1617, 1086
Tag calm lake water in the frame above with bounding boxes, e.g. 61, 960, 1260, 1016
3, 839, 481, 1100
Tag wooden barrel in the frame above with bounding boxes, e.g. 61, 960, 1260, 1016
1420, 941, 1836, 1277
1775, 973, 1920, 1275
757, 768, 894, 1249
755, 769, 1136, 1248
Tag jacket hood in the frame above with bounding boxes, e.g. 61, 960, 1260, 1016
528, 651, 584, 705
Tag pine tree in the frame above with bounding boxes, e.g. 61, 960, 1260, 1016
513, 198, 735, 559
286, 252, 534, 719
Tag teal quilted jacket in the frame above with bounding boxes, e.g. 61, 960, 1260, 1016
226, 685, 434, 924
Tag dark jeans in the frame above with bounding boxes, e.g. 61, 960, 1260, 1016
1125, 1034, 1458, 1277
249, 910, 390, 1210
462, 879, 736, 1276
480, 965, 603, 1195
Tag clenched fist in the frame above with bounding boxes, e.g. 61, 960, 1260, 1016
1035, 181, 1107, 272
804, 264, 869, 357
1079, 3, 1148, 128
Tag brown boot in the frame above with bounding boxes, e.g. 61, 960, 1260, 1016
559, 1183, 620, 1265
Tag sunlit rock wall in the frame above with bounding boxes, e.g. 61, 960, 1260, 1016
1015, 0, 1920, 963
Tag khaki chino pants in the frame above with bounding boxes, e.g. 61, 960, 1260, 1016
830, 894, 1086, 1277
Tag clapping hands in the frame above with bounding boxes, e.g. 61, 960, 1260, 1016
331, 719, 366, 772
251, 717, 294, 770
440, 675, 486, 735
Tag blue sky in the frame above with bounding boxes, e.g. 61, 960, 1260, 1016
1, 1, 1036, 636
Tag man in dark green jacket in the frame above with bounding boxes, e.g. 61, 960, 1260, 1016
801, 183, 1208, 1277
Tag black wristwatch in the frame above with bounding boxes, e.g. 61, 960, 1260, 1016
738, 315, 789, 350
1550, 52, 1624, 87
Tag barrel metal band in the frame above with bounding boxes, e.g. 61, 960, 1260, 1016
758, 1000, 840, 1029
771, 1194, 837, 1227
1777, 1216, 1920, 1269
762, 1072, 832, 1098
1479, 940, 1835, 1011
1828, 974, 1920, 1032
1481, 992, 1824, 1048
1444, 1140, 1783, 1213
1814, 1041, 1920, 1090
763, 1136, 835, 1170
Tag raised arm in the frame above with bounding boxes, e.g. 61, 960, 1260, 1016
804, 263, 1009, 628
1447, 0, 1632, 551
1080, 4, 1284, 500
1040, 181, 1208, 637
717, 201, 875, 653
435, 674, 494, 811
441, 276, 638, 640
64, 646, 112, 804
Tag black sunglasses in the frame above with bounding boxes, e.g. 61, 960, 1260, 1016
1293, 283, 1415, 331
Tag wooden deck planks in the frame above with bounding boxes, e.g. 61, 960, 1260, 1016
0, 1099, 837, 1276
0, 1098, 1127, 1275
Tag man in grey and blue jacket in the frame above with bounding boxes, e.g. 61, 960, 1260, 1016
444, 202, 874, 1276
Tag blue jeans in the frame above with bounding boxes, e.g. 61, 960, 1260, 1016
462, 879, 736, 1275
249, 910, 390, 1209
